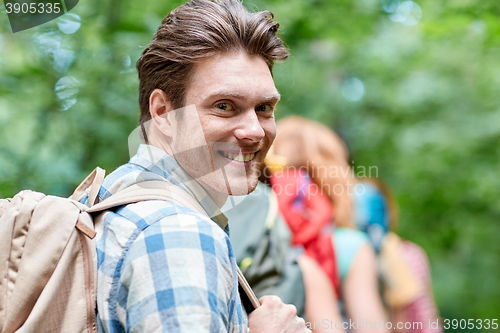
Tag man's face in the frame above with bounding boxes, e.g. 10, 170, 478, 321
169, 51, 279, 197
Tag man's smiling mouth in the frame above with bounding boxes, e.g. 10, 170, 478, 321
218, 150, 257, 162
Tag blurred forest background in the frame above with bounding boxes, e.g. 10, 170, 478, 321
0, 0, 499, 327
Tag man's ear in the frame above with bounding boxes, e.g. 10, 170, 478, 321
149, 89, 174, 137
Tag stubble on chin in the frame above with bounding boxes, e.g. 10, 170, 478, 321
245, 161, 261, 193
225, 160, 261, 196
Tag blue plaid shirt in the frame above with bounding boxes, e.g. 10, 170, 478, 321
89, 145, 248, 333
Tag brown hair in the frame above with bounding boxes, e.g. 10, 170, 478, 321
273, 116, 355, 228
136, 0, 289, 125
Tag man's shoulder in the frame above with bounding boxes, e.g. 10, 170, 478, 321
98, 200, 234, 285
119, 199, 219, 228
98, 162, 165, 201
105, 199, 230, 250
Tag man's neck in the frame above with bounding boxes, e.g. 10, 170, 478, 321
198, 182, 229, 208
147, 125, 174, 157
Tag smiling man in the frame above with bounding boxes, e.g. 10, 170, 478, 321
91, 0, 311, 332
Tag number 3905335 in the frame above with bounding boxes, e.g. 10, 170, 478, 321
444, 319, 498, 330
5, 2, 61, 14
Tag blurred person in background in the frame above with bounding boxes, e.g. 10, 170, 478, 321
272, 116, 389, 333
354, 179, 442, 333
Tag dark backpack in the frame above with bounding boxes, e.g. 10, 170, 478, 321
224, 182, 306, 316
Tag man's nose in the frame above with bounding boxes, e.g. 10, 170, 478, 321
233, 109, 265, 142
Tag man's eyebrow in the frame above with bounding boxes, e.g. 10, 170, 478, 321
206, 90, 281, 103
264, 93, 281, 103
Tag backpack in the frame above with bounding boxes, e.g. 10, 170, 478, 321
0, 168, 259, 333
224, 182, 306, 317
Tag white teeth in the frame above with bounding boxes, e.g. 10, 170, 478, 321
221, 151, 255, 162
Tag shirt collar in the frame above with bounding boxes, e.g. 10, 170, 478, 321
130, 144, 228, 231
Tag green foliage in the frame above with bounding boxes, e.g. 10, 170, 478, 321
0, 0, 498, 322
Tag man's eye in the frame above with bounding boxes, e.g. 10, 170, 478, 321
216, 103, 233, 111
256, 104, 273, 112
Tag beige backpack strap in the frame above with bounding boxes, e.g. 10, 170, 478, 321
71, 167, 106, 207
87, 181, 205, 215
237, 267, 261, 309
87, 179, 261, 310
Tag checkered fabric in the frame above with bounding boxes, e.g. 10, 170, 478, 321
87, 145, 247, 333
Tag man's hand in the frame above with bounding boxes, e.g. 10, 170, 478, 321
248, 296, 312, 333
